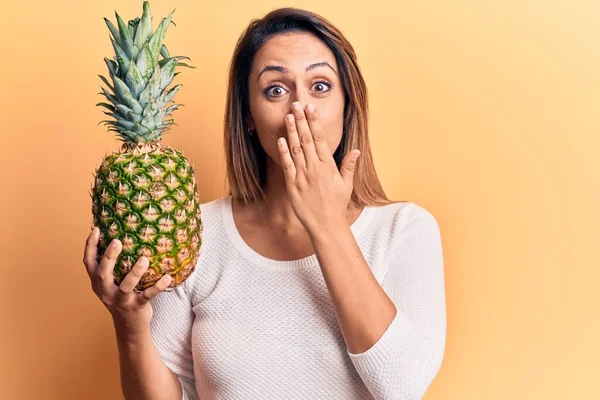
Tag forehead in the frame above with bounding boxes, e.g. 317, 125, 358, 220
252, 32, 336, 72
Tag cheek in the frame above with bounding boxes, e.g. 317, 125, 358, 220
319, 115, 344, 153
255, 103, 288, 135
256, 123, 287, 165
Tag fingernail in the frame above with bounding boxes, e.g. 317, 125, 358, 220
307, 104, 315, 113
292, 102, 301, 110
140, 257, 148, 266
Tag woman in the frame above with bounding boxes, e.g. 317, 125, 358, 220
84, 7, 447, 400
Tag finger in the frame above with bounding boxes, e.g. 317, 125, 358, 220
285, 113, 306, 171
83, 227, 100, 277
278, 137, 297, 182
116, 256, 150, 296
291, 102, 318, 164
340, 149, 361, 188
96, 238, 122, 293
304, 104, 333, 163
137, 273, 173, 305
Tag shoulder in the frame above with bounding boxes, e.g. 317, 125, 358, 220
366, 200, 442, 251
197, 195, 232, 224
368, 200, 439, 229
199, 194, 228, 212
195, 194, 231, 243
395, 201, 440, 232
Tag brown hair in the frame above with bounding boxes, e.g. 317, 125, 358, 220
223, 7, 394, 208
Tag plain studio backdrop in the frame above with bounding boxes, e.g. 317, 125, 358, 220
0, 0, 598, 399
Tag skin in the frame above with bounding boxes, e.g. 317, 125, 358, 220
83, 228, 171, 329
240, 31, 397, 355
82, 32, 396, 358
238, 32, 363, 258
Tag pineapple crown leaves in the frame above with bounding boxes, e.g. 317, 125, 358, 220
96, 1, 194, 144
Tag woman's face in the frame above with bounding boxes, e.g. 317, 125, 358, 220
246, 32, 345, 166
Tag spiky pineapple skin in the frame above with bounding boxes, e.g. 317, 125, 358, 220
91, 142, 202, 292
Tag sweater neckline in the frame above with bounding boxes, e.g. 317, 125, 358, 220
220, 195, 372, 271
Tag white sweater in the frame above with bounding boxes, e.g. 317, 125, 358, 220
149, 195, 446, 399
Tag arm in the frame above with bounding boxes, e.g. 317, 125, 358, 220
309, 204, 447, 399
309, 221, 398, 355
115, 326, 188, 400
83, 226, 196, 400
115, 283, 197, 400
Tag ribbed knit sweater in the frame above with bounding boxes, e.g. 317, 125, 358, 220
149, 195, 446, 399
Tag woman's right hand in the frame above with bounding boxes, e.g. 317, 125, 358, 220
83, 226, 173, 336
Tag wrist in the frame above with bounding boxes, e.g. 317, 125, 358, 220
307, 219, 350, 242
112, 315, 151, 341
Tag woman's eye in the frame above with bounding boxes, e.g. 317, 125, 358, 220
312, 81, 332, 93
265, 86, 287, 97
264, 81, 332, 98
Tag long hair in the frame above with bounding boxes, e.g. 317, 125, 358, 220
224, 7, 394, 208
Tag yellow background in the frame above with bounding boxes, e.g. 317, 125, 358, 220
1, 0, 598, 399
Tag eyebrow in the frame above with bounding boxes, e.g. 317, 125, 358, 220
256, 62, 338, 82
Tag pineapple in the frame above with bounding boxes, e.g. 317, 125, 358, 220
92, 1, 201, 292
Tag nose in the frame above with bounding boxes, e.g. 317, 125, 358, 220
290, 94, 311, 111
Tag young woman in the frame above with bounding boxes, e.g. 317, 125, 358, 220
84, 7, 447, 400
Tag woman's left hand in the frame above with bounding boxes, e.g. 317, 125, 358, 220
277, 101, 361, 234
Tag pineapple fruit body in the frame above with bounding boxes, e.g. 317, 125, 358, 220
92, 141, 201, 292
93, 2, 200, 292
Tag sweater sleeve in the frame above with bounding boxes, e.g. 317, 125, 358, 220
149, 284, 197, 400
347, 205, 447, 399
